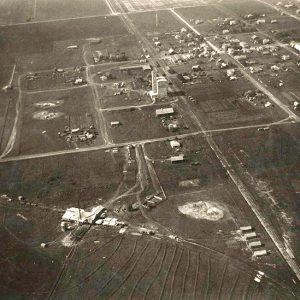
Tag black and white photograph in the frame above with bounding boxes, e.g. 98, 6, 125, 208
0, 0, 300, 299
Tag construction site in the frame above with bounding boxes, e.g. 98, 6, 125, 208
0, 0, 300, 299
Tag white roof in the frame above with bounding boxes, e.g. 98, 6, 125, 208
170, 155, 184, 162
170, 140, 181, 148
156, 107, 174, 115
62, 206, 105, 224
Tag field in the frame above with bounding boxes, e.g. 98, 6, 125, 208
1, 0, 300, 298
0, 15, 129, 66
128, 10, 183, 34
118, 0, 203, 12
0, 147, 134, 208
0, 0, 35, 25
35, 0, 111, 21
213, 124, 300, 264
143, 135, 297, 290
219, 0, 279, 16
180, 72, 286, 129
12, 86, 105, 156
104, 102, 198, 143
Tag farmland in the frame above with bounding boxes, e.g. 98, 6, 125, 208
1, 0, 300, 298
35, 0, 112, 21
128, 10, 183, 34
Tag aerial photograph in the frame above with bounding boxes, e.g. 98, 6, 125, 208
0, 0, 300, 299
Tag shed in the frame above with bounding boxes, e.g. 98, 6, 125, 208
170, 140, 181, 149
111, 121, 120, 127
248, 241, 262, 248
155, 107, 174, 117
240, 226, 252, 232
170, 155, 185, 163
244, 232, 257, 240
253, 249, 268, 257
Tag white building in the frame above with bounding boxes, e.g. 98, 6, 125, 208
150, 71, 168, 100
155, 107, 174, 117
62, 206, 106, 224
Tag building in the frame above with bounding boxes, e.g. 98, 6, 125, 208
170, 140, 181, 149
253, 249, 268, 257
290, 41, 300, 52
120, 64, 152, 72
248, 241, 262, 249
62, 205, 106, 224
244, 232, 257, 240
110, 121, 120, 127
150, 71, 168, 100
240, 226, 252, 232
170, 155, 185, 163
155, 107, 174, 117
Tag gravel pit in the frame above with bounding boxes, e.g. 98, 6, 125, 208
178, 201, 225, 221
33, 110, 64, 120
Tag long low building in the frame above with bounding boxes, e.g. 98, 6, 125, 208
62, 205, 106, 224
155, 107, 174, 117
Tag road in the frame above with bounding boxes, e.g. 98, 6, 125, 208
0, 116, 292, 163
170, 8, 300, 281
0, 76, 23, 159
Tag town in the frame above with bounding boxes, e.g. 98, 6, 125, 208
0, 0, 300, 299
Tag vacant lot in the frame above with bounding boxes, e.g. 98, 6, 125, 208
35, 0, 111, 21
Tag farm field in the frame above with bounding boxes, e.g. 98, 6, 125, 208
1, 211, 291, 300
0, 0, 34, 25
219, 0, 279, 17
181, 73, 286, 130
118, 0, 203, 12
128, 10, 183, 34
35, 0, 111, 21
0, 147, 134, 208
0, 15, 128, 66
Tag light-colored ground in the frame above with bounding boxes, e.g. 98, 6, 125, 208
178, 200, 225, 221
